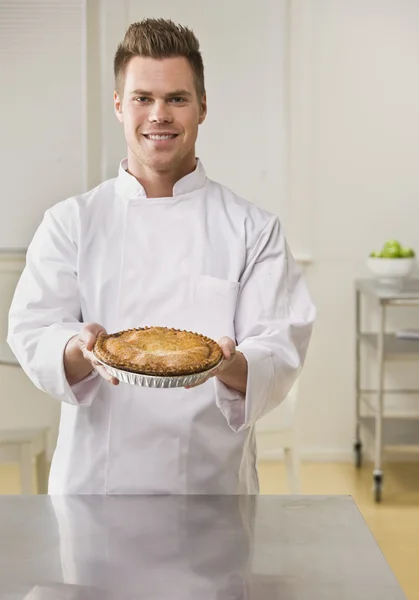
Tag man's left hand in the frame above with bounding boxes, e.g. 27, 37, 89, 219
185, 336, 237, 389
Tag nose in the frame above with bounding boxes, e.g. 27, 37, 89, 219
148, 100, 173, 124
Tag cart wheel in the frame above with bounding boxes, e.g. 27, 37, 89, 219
373, 472, 383, 503
354, 442, 363, 469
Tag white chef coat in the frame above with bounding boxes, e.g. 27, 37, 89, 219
7, 158, 315, 494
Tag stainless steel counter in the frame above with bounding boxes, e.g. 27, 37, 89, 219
0, 495, 406, 599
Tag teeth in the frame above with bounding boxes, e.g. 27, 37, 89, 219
147, 134, 176, 140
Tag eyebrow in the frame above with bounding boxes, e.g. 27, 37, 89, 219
129, 89, 193, 98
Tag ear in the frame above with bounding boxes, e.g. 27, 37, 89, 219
198, 93, 207, 125
114, 91, 124, 123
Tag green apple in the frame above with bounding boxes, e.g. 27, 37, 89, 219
384, 239, 402, 248
369, 250, 382, 258
400, 247, 415, 258
381, 246, 402, 258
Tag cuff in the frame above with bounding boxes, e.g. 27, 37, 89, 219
35, 323, 102, 406
70, 369, 101, 405
214, 342, 274, 432
214, 377, 246, 432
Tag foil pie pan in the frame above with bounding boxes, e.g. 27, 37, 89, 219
93, 354, 224, 388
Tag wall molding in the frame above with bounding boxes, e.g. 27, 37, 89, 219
258, 448, 352, 462
258, 447, 419, 463
294, 252, 313, 266
0, 249, 312, 271
0, 251, 26, 274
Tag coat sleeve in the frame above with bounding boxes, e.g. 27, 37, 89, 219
214, 216, 315, 432
7, 208, 102, 406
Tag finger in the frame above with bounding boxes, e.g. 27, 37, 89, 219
94, 364, 119, 385
80, 346, 98, 365
85, 333, 96, 352
84, 330, 104, 352
78, 335, 94, 353
218, 339, 235, 361
79, 347, 115, 383
88, 357, 119, 385
218, 345, 230, 361
220, 348, 230, 361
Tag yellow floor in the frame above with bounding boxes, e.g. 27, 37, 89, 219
1, 461, 419, 599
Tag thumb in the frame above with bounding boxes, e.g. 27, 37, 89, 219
79, 323, 108, 352
218, 336, 236, 360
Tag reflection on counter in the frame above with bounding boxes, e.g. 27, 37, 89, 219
0, 494, 406, 600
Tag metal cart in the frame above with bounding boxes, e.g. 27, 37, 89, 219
355, 278, 419, 502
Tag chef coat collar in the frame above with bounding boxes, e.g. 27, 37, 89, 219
115, 157, 207, 199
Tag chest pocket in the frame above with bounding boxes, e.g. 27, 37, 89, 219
192, 275, 240, 342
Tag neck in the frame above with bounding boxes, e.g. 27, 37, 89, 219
126, 150, 197, 198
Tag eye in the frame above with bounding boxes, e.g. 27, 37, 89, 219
134, 96, 151, 104
169, 97, 187, 104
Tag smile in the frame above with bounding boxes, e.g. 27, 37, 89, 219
144, 134, 178, 140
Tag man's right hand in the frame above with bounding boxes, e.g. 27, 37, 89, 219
64, 323, 119, 386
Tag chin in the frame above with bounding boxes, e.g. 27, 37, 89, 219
147, 158, 177, 172
147, 154, 186, 172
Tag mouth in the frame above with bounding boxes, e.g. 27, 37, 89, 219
143, 134, 179, 141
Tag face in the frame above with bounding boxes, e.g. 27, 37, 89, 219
114, 56, 207, 174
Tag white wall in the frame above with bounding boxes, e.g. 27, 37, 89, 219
0, 0, 86, 455
291, 0, 419, 461
0, 0, 87, 249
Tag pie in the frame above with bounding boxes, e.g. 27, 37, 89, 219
93, 326, 223, 377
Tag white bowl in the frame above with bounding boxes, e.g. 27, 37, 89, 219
366, 257, 415, 281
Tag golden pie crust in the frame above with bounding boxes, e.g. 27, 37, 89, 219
93, 326, 223, 377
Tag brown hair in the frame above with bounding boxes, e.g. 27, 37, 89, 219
114, 18, 205, 99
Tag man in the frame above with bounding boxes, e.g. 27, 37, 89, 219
8, 18, 315, 494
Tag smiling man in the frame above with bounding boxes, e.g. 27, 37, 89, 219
117, 59, 204, 195
7, 19, 315, 495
